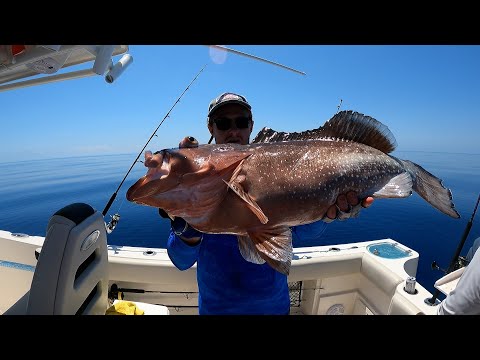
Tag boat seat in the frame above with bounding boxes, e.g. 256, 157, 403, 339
5, 203, 109, 314
4, 203, 168, 315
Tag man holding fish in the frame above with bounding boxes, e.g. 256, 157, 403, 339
154, 92, 374, 315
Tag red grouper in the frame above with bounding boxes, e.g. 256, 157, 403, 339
127, 110, 460, 275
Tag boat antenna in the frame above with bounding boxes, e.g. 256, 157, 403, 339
427, 193, 480, 305
209, 45, 306, 76
102, 64, 207, 231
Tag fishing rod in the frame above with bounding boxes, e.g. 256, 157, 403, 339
427, 193, 480, 305
102, 64, 207, 232
208, 45, 306, 76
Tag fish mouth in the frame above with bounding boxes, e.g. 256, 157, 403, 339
126, 151, 171, 202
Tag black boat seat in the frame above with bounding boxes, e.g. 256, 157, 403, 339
5, 202, 169, 315
6, 203, 109, 314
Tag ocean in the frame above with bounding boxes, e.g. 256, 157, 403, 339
0, 151, 479, 295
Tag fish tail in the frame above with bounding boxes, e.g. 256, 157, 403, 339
399, 159, 460, 218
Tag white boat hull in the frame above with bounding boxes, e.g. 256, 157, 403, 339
0, 230, 439, 315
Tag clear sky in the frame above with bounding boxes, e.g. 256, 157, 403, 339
2, 45, 479, 162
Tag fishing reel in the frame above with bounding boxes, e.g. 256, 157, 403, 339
456, 256, 470, 269
105, 213, 121, 234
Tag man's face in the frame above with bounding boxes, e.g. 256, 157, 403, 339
208, 104, 254, 145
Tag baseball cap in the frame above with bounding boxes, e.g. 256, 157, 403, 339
207, 92, 252, 119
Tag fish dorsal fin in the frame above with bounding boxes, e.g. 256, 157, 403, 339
252, 110, 397, 154
246, 227, 293, 275
320, 110, 397, 153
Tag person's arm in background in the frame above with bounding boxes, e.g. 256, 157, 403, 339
466, 237, 480, 263
437, 237, 480, 315
160, 210, 203, 271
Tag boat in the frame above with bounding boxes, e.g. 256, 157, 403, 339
0, 45, 464, 315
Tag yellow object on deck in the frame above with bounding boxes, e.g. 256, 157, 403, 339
106, 301, 145, 315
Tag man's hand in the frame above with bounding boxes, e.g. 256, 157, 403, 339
323, 191, 374, 223
158, 208, 202, 245
179, 136, 199, 148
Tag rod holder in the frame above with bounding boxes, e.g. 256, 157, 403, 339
105, 54, 133, 83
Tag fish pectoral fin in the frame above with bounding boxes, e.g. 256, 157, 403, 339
237, 235, 266, 265
372, 172, 413, 198
223, 179, 269, 224
246, 227, 293, 275
228, 158, 246, 182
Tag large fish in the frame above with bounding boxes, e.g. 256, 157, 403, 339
126, 110, 460, 275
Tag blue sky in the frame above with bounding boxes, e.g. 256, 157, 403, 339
2, 45, 479, 162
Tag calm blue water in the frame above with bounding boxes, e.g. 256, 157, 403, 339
0, 151, 479, 295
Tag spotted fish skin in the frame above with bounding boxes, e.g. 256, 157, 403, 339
127, 111, 460, 275
228, 139, 408, 227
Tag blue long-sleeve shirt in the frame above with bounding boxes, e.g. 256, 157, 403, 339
167, 221, 328, 315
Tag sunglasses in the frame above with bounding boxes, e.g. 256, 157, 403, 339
213, 116, 251, 131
